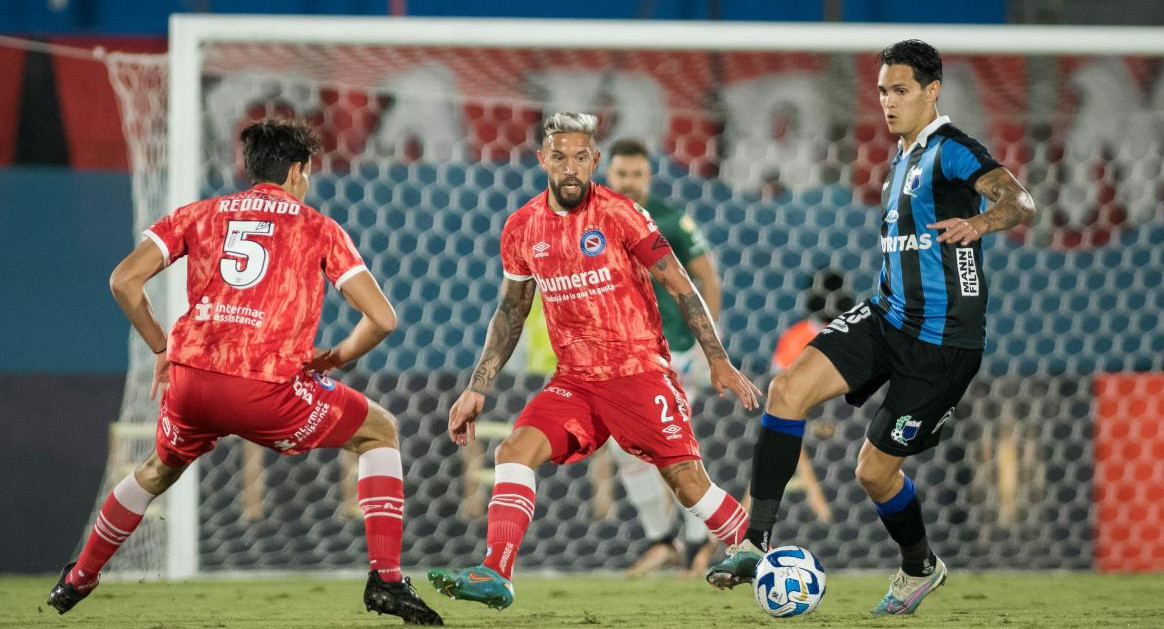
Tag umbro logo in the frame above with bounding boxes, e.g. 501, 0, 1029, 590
533, 242, 551, 258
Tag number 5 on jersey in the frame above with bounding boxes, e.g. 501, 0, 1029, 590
221, 220, 274, 288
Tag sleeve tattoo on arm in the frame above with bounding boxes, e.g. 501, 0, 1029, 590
469, 279, 535, 393
975, 168, 1037, 234
652, 255, 728, 361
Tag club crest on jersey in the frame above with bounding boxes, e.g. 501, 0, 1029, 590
891, 414, 924, 446
903, 165, 924, 197
580, 229, 606, 257
313, 372, 337, 390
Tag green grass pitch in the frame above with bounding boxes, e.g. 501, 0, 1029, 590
4, 571, 1163, 628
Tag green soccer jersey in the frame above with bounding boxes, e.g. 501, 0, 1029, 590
644, 197, 710, 353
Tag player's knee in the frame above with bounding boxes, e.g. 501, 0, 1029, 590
346, 401, 399, 454
767, 374, 805, 416
854, 458, 894, 497
493, 438, 525, 465
365, 402, 399, 447
134, 453, 185, 495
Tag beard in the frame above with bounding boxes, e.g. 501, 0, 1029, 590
549, 177, 588, 209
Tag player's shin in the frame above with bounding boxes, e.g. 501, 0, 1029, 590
685, 483, 748, 546
358, 447, 405, 581
745, 413, 805, 551
873, 474, 936, 577
614, 445, 673, 544
482, 463, 537, 580
71, 473, 157, 587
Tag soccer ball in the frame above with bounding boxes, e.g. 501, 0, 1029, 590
753, 545, 826, 618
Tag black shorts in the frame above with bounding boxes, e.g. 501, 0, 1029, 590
807, 301, 982, 456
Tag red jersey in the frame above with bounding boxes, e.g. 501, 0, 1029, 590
501, 183, 674, 381
145, 184, 366, 383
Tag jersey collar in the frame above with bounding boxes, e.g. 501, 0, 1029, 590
251, 183, 294, 198
898, 115, 951, 156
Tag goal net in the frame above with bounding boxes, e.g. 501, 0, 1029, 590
95, 17, 1164, 579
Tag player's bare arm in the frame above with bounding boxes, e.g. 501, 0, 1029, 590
686, 253, 722, 321
309, 271, 396, 371
448, 277, 536, 445
649, 251, 761, 410
929, 167, 1036, 245
110, 239, 169, 399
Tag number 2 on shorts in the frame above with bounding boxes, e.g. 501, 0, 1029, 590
654, 395, 675, 423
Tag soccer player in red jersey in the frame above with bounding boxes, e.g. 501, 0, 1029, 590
427, 112, 762, 610
47, 119, 442, 625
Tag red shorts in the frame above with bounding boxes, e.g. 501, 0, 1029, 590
154, 363, 369, 467
514, 370, 701, 468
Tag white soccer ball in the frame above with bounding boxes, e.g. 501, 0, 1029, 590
753, 545, 826, 618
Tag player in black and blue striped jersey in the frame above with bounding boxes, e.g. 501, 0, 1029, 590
707, 40, 1036, 616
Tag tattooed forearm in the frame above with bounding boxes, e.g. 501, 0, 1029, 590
975, 168, 1037, 234
651, 253, 728, 362
469, 279, 535, 393
677, 292, 728, 360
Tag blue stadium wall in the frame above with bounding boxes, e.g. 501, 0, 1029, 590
7, 0, 1005, 35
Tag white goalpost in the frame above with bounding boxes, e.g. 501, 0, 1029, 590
91, 15, 1164, 580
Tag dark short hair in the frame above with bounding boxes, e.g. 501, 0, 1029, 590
607, 138, 650, 160
877, 39, 943, 88
240, 118, 322, 184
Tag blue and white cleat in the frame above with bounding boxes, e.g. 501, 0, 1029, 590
871, 556, 948, 615
427, 564, 514, 610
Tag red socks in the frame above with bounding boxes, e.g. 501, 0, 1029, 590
482, 463, 536, 580
69, 474, 156, 589
686, 484, 749, 546
358, 447, 405, 582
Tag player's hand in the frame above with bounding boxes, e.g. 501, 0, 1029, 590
929, 217, 985, 245
708, 359, 762, 411
807, 487, 834, 523
448, 390, 485, 446
150, 351, 171, 401
305, 347, 339, 373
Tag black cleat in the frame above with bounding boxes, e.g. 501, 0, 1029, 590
364, 572, 444, 625
47, 562, 96, 615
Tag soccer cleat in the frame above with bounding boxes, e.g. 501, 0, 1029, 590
427, 565, 514, 610
363, 572, 444, 625
705, 539, 763, 590
871, 556, 948, 616
47, 562, 97, 615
